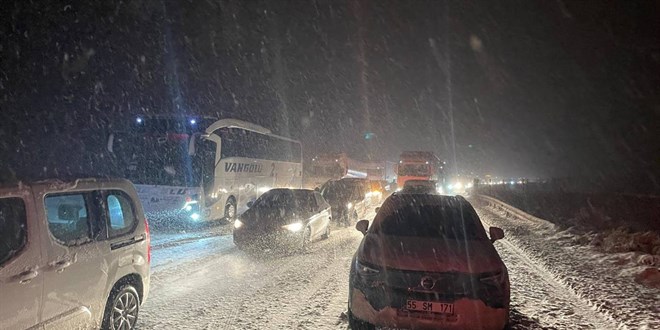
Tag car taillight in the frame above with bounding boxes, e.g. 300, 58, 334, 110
144, 217, 151, 264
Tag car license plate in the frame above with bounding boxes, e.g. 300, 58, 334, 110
405, 299, 454, 314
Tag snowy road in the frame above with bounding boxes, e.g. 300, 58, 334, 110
136, 200, 651, 329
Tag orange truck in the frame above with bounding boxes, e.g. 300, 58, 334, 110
396, 151, 446, 188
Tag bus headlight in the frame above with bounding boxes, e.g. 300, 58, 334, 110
282, 222, 304, 232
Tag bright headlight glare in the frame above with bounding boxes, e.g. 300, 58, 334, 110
282, 222, 304, 232
190, 213, 200, 221
346, 202, 353, 209
234, 219, 243, 229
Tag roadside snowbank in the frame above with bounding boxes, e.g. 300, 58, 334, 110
476, 196, 660, 329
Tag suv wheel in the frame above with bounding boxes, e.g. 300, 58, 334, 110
102, 284, 140, 330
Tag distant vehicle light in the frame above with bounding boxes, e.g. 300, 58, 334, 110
190, 119, 197, 125
282, 222, 304, 232
454, 182, 463, 190
234, 219, 243, 229
136, 117, 143, 124
190, 213, 200, 221
466, 182, 474, 189
347, 202, 353, 209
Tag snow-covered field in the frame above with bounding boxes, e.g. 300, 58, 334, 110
137, 199, 659, 329
475, 196, 660, 329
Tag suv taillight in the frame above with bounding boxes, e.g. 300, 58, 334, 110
144, 217, 151, 264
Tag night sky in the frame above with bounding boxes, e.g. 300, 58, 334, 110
1, 1, 658, 192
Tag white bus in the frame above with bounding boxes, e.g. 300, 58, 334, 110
108, 116, 302, 225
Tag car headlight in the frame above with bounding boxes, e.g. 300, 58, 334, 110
346, 202, 353, 209
234, 219, 244, 229
282, 222, 304, 232
480, 270, 508, 288
355, 259, 381, 284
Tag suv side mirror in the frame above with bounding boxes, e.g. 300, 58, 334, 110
489, 226, 504, 242
355, 219, 369, 235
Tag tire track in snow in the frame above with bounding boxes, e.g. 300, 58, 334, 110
476, 200, 623, 329
225, 228, 360, 329
139, 226, 362, 329
476, 196, 660, 328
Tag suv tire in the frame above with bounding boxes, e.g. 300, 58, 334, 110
102, 284, 140, 330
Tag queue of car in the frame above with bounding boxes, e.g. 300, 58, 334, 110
1, 174, 510, 330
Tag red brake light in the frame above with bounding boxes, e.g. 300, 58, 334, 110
144, 217, 151, 264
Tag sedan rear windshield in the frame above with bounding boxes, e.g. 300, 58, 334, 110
377, 203, 487, 240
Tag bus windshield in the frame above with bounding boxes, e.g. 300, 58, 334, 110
112, 133, 197, 187
110, 116, 217, 187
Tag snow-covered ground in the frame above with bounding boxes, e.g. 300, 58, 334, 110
141, 224, 358, 329
475, 196, 660, 329
138, 199, 658, 329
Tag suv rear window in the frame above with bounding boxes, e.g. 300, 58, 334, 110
0, 197, 27, 266
378, 202, 487, 240
106, 191, 138, 238
45, 193, 92, 245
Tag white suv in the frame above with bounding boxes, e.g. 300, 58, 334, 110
0, 178, 151, 330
